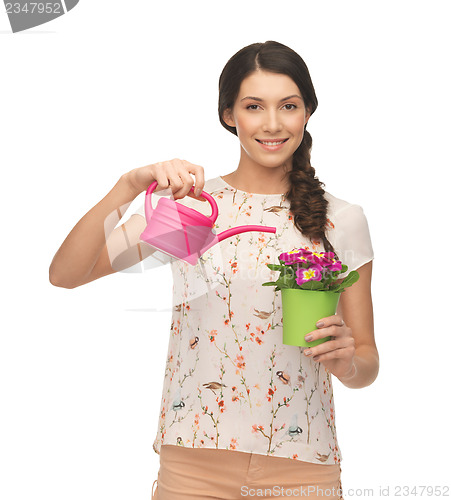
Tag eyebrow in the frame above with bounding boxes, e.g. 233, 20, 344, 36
240, 94, 303, 102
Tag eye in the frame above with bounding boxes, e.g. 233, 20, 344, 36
246, 104, 260, 110
283, 104, 297, 110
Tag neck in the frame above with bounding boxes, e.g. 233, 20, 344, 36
225, 152, 293, 194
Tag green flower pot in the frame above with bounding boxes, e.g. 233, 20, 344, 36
281, 288, 343, 347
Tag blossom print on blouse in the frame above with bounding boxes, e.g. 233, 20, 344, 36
132, 175, 374, 465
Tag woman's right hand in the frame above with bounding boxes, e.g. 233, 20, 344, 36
124, 159, 206, 202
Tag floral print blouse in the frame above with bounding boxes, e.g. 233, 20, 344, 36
132, 175, 374, 465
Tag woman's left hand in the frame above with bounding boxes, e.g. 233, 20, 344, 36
303, 315, 356, 379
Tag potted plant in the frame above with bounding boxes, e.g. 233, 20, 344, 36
262, 248, 359, 347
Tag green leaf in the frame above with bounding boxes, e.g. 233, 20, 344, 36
278, 275, 297, 288
341, 270, 360, 286
299, 280, 324, 291
340, 264, 348, 274
333, 271, 360, 293
262, 281, 277, 286
267, 264, 285, 272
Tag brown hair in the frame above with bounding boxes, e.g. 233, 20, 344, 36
218, 40, 337, 257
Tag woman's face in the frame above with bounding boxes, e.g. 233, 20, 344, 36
223, 70, 311, 170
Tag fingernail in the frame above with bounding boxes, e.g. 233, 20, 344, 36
316, 321, 324, 328
304, 349, 312, 356
304, 334, 313, 342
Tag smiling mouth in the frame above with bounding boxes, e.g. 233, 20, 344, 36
256, 139, 288, 145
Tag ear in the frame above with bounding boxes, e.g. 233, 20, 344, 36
222, 108, 236, 128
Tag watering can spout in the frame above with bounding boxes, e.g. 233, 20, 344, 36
217, 225, 277, 242
199, 225, 277, 255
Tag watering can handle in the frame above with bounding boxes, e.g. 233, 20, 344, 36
144, 182, 157, 222
144, 181, 218, 224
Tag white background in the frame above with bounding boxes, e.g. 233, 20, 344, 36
1, 1, 450, 499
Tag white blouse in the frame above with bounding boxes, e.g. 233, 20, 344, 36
132, 175, 374, 465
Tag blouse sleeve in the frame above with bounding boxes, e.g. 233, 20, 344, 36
132, 202, 145, 218
329, 204, 374, 279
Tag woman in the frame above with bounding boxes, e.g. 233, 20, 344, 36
50, 41, 378, 499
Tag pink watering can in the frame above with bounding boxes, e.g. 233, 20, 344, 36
139, 181, 277, 265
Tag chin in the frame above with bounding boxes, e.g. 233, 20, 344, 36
255, 155, 293, 168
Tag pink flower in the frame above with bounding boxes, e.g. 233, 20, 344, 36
295, 264, 323, 285
320, 253, 342, 272
279, 248, 343, 272
279, 248, 312, 265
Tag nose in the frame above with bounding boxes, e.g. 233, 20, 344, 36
262, 109, 283, 133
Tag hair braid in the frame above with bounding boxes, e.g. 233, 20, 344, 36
284, 130, 337, 257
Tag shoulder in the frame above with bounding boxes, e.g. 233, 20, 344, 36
324, 191, 374, 273
324, 190, 372, 246
203, 176, 223, 192
324, 190, 369, 226
324, 190, 357, 216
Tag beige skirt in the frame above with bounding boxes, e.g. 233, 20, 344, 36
151, 444, 344, 499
